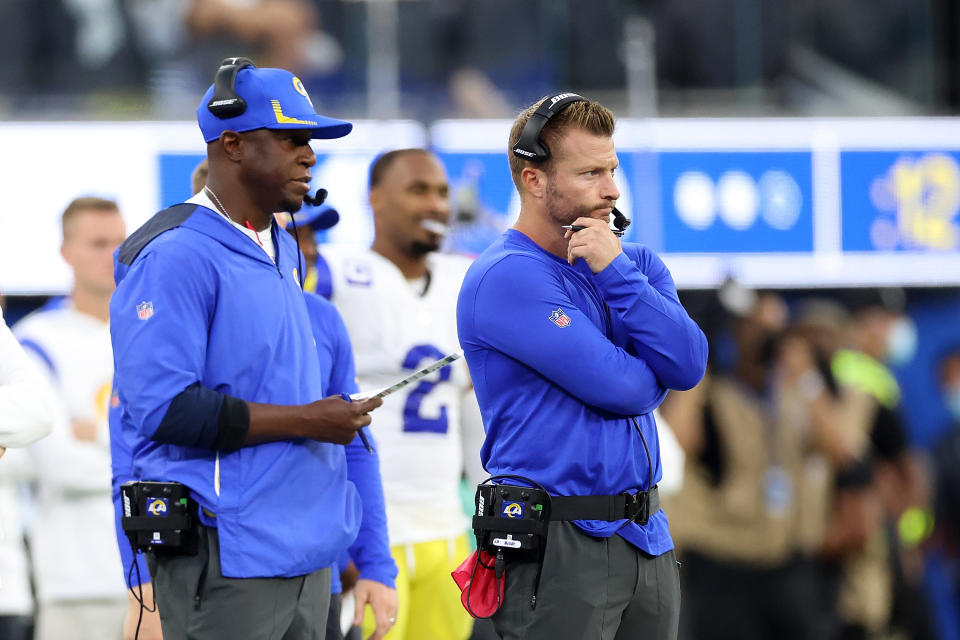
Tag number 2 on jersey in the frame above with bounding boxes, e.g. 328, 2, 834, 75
402, 344, 450, 433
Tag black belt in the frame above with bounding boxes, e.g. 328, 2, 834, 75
550, 486, 660, 526
471, 486, 661, 538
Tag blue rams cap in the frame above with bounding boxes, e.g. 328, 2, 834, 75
197, 67, 352, 143
285, 204, 340, 231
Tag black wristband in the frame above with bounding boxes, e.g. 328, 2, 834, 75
215, 395, 250, 452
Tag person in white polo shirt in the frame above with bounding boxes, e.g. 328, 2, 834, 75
0, 298, 55, 640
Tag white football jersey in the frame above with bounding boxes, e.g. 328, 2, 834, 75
14, 305, 125, 603
322, 246, 473, 545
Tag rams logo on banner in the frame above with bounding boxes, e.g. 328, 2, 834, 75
147, 498, 169, 517
501, 502, 525, 519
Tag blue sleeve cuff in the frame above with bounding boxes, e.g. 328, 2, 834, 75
357, 563, 398, 589
126, 550, 152, 589
593, 252, 651, 298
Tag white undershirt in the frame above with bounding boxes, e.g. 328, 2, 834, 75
189, 190, 276, 261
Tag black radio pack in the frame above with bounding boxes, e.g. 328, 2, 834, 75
121, 481, 199, 555
473, 482, 549, 558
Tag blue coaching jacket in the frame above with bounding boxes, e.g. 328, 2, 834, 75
110, 203, 361, 579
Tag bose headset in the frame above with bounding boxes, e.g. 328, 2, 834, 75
207, 57, 256, 119
511, 91, 631, 236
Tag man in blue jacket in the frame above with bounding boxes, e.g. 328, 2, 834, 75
457, 94, 708, 640
109, 59, 382, 639
285, 204, 399, 640
301, 290, 398, 640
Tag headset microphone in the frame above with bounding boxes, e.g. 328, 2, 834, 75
611, 208, 631, 237
288, 188, 327, 290
303, 188, 328, 207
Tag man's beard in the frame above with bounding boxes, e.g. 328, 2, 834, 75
545, 183, 609, 225
410, 238, 439, 257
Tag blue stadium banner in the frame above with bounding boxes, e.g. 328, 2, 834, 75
841, 150, 960, 252
658, 151, 814, 254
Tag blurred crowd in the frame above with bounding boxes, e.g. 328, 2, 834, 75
1, 0, 958, 119
661, 283, 960, 640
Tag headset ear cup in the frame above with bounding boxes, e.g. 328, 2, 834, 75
532, 137, 550, 161
207, 57, 256, 119
511, 92, 586, 163
210, 95, 246, 120
513, 114, 552, 162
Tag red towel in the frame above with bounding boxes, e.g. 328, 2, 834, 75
451, 549, 505, 618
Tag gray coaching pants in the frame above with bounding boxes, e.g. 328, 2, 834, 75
492, 521, 681, 640
148, 525, 331, 640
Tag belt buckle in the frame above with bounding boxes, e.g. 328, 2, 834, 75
623, 490, 650, 526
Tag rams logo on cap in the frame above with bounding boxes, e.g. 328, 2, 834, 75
501, 502, 525, 519
147, 498, 169, 517
292, 76, 314, 107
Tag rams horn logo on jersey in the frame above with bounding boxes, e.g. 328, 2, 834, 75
501, 502, 525, 519
147, 498, 169, 517
549, 308, 571, 328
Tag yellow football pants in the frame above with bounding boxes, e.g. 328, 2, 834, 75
361, 535, 473, 640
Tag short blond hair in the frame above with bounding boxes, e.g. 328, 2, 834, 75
507, 96, 615, 191
61, 197, 119, 240
191, 158, 209, 195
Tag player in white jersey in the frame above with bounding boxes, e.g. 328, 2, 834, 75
14, 197, 130, 640
318, 149, 478, 640
0, 298, 55, 640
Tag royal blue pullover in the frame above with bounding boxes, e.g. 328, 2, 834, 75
110, 203, 360, 578
457, 229, 707, 555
